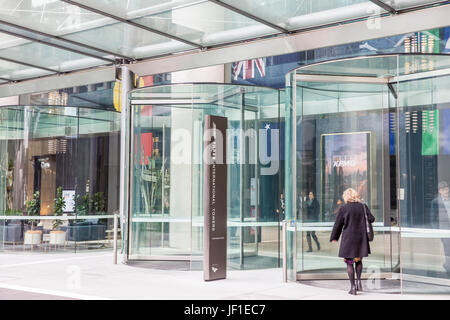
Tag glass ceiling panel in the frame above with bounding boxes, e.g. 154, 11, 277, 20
66, 0, 277, 47
135, 1, 276, 46
0, 58, 54, 80
0, 40, 106, 73
219, 0, 385, 31
67, 0, 198, 20
0, 0, 195, 59
0, 0, 446, 83
0, 23, 115, 59
0, 33, 55, 80
380, 0, 446, 10
0, 0, 104, 35
62, 23, 194, 59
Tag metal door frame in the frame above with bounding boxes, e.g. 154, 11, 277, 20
126, 87, 275, 266
291, 73, 396, 281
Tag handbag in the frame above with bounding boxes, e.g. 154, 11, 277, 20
362, 203, 374, 242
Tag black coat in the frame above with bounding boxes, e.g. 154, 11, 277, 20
305, 198, 320, 222
330, 202, 375, 258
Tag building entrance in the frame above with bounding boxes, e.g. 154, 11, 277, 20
285, 54, 450, 293
126, 84, 284, 270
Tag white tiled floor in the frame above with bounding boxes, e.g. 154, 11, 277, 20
0, 252, 448, 300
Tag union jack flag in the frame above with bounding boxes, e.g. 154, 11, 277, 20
233, 58, 266, 80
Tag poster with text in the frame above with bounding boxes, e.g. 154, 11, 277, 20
62, 190, 76, 213
321, 132, 371, 220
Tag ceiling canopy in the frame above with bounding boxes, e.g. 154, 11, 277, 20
0, 0, 447, 83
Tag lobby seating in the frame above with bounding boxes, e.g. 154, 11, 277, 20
0, 224, 23, 243
61, 222, 106, 242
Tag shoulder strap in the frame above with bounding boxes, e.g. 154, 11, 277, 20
361, 203, 370, 233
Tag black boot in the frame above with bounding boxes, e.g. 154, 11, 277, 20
356, 280, 363, 292
349, 283, 357, 295
312, 232, 320, 251
306, 232, 313, 252
355, 260, 363, 292
347, 263, 357, 295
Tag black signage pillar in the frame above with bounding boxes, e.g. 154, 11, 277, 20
203, 115, 227, 281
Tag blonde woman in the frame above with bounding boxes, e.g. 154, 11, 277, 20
330, 188, 375, 295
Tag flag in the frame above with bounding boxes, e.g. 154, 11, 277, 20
444, 27, 450, 53
422, 110, 439, 156
233, 58, 266, 81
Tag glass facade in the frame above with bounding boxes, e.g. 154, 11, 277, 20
0, 105, 121, 252
285, 54, 450, 292
126, 84, 283, 270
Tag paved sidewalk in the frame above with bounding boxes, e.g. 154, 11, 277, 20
0, 288, 77, 300
0, 252, 448, 300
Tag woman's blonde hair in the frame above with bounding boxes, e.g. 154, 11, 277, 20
342, 188, 360, 203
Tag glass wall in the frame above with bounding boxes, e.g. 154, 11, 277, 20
127, 84, 283, 270
0, 106, 120, 253
285, 54, 450, 293
397, 55, 450, 293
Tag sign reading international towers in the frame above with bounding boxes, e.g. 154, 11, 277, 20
203, 115, 227, 281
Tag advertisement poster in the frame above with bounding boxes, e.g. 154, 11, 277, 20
321, 132, 371, 218
62, 190, 75, 213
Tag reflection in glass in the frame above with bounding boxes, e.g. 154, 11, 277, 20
286, 54, 450, 293
127, 84, 283, 270
0, 106, 120, 252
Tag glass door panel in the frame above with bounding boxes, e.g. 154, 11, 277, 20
0, 138, 6, 250
398, 72, 450, 293
128, 84, 281, 270
129, 104, 192, 259
294, 79, 394, 278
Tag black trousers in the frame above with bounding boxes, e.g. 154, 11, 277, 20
306, 231, 320, 250
442, 238, 450, 272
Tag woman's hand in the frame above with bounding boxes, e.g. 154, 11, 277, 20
331, 240, 337, 243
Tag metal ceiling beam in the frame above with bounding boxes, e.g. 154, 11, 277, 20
369, 0, 398, 14
0, 19, 133, 61
0, 28, 115, 64
0, 56, 59, 74
0, 66, 115, 98
59, 0, 203, 49
208, 0, 289, 34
